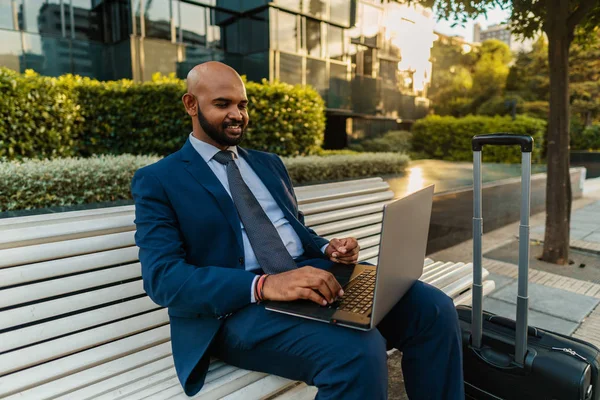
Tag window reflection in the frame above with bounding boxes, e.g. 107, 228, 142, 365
327, 24, 343, 60
1, 1, 15, 30
305, 18, 320, 57
144, 0, 171, 40
179, 1, 206, 45
276, 0, 300, 12
207, 8, 222, 49
0, 30, 23, 72
20, 0, 61, 35
65, 0, 96, 41
329, 0, 351, 26
362, 3, 380, 47
276, 11, 297, 52
306, 57, 326, 96
303, 0, 326, 19
279, 52, 302, 85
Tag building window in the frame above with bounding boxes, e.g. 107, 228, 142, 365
306, 57, 327, 96
144, 0, 171, 40
327, 24, 343, 60
304, 0, 326, 19
379, 59, 396, 84
1, 1, 16, 30
279, 52, 302, 84
179, 1, 206, 46
361, 2, 380, 48
276, 0, 300, 12
276, 10, 298, 52
329, 0, 351, 26
20, 0, 62, 35
305, 18, 321, 57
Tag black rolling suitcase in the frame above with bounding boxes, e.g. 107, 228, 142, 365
457, 134, 600, 400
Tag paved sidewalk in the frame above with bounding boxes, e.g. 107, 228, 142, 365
430, 177, 600, 347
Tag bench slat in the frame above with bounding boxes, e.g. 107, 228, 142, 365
323, 224, 381, 242
294, 178, 382, 194
0, 263, 141, 308
0, 280, 144, 329
0, 215, 135, 250
312, 213, 383, 237
0, 326, 170, 397
221, 375, 293, 400
0, 310, 169, 376
453, 280, 495, 306
0, 247, 139, 288
440, 269, 489, 299
6, 346, 173, 400
303, 201, 389, 226
0, 231, 135, 269
109, 376, 180, 400
296, 183, 390, 205
426, 264, 471, 288
299, 192, 393, 216
1, 297, 161, 353
0, 206, 134, 229
269, 383, 318, 400
421, 262, 461, 281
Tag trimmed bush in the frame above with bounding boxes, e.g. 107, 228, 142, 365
411, 115, 546, 163
571, 125, 600, 150
522, 101, 549, 120
0, 68, 326, 159
349, 130, 412, 153
285, 153, 410, 184
0, 155, 160, 211
0, 152, 409, 211
0, 69, 84, 159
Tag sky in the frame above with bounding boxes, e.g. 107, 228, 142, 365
432, 5, 512, 42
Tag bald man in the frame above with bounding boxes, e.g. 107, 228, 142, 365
131, 62, 464, 399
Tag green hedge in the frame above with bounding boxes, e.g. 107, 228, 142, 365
349, 130, 413, 153
571, 125, 600, 150
0, 69, 83, 159
0, 152, 409, 211
411, 115, 546, 163
0, 68, 325, 159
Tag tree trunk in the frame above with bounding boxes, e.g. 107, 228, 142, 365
540, 0, 572, 265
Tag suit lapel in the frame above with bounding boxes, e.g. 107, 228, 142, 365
180, 140, 244, 253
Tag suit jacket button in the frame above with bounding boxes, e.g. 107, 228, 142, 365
239, 257, 244, 265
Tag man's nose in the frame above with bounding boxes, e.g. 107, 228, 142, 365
228, 107, 243, 120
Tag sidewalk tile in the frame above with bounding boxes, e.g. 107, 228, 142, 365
486, 273, 514, 291
583, 233, 600, 243
489, 282, 600, 323
483, 298, 579, 335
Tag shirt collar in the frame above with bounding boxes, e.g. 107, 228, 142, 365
189, 133, 239, 163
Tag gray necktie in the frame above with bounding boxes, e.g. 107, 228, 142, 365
212, 150, 297, 274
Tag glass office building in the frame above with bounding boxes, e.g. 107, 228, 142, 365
0, 0, 433, 147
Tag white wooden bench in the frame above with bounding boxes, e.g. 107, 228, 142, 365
0, 177, 495, 400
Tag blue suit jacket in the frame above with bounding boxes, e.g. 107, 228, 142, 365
131, 139, 329, 396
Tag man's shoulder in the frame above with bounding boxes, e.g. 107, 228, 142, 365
134, 150, 183, 180
243, 148, 281, 164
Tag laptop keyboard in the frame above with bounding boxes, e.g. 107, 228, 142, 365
334, 270, 376, 315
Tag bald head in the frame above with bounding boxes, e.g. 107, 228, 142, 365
186, 61, 243, 96
182, 61, 249, 150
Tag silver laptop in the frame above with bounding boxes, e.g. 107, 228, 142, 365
265, 185, 434, 331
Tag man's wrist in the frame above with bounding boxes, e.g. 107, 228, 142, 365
321, 243, 329, 255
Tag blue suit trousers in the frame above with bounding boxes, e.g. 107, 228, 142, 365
210, 258, 465, 399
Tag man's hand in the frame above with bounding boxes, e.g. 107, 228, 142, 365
262, 267, 344, 306
324, 237, 359, 265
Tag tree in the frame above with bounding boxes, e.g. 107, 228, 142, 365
506, 37, 550, 102
430, 0, 600, 264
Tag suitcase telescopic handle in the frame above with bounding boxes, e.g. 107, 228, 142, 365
471, 133, 533, 366
472, 133, 534, 152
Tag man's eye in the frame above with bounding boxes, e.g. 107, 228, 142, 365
215, 104, 227, 108
239, 104, 248, 110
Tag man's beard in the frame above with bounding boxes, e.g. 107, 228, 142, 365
197, 108, 245, 147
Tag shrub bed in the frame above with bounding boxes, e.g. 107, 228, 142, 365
0, 68, 325, 159
0, 152, 409, 211
411, 115, 546, 163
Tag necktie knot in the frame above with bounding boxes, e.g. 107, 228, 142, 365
213, 150, 236, 165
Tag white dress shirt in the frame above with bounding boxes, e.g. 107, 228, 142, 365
189, 134, 312, 302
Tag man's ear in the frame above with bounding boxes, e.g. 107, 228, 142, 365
182, 93, 197, 116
